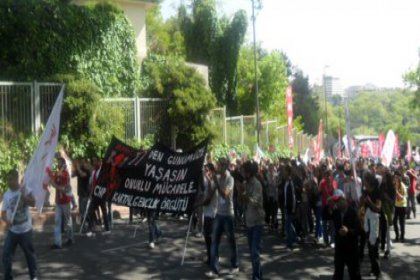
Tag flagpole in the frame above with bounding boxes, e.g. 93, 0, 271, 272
181, 213, 194, 266
251, 0, 261, 146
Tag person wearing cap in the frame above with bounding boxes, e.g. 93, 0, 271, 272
330, 189, 361, 280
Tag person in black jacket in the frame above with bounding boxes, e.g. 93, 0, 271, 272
280, 164, 300, 250
331, 189, 362, 280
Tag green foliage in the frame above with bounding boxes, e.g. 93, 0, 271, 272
0, 0, 139, 97
237, 47, 288, 120
179, 0, 248, 115
140, 54, 216, 149
211, 143, 230, 161
146, 6, 186, 57
54, 75, 125, 159
268, 145, 294, 160
125, 134, 155, 150
325, 89, 419, 146
403, 50, 420, 109
0, 133, 40, 193
291, 70, 320, 135
210, 143, 293, 163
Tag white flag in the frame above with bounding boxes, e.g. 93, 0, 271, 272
24, 86, 64, 213
253, 145, 266, 163
380, 130, 395, 167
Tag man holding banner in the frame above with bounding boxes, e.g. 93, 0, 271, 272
1, 169, 37, 280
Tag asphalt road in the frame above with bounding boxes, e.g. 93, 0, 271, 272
1, 209, 420, 280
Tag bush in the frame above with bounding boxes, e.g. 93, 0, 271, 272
140, 54, 216, 149
0, 133, 40, 193
54, 75, 126, 159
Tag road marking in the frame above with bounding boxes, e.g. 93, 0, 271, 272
101, 241, 147, 253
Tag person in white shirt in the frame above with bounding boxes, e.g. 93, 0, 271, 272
1, 169, 37, 280
205, 158, 239, 278
195, 163, 218, 266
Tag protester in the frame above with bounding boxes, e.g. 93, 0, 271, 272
319, 168, 336, 247
73, 159, 91, 225
393, 170, 407, 243
281, 164, 298, 250
59, 149, 77, 211
147, 210, 161, 249
306, 164, 322, 241
406, 167, 418, 219
363, 172, 382, 279
199, 163, 218, 266
240, 160, 265, 280
331, 189, 362, 280
377, 167, 395, 259
2, 169, 38, 280
205, 158, 239, 278
231, 160, 245, 227
266, 163, 279, 230
48, 156, 74, 249
86, 157, 110, 236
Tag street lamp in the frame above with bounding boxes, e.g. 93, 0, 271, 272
251, 0, 262, 146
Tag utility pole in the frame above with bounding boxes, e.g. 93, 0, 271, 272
251, 0, 261, 146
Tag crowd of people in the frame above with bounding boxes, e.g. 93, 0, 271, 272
1, 147, 419, 280
194, 155, 419, 280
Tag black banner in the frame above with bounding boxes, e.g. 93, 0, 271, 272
93, 137, 207, 215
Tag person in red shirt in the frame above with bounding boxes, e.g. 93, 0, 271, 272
48, 157, 74, 249
406, 167, 418, 219
319, 169, 337, 247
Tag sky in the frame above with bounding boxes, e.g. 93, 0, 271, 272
160, 0, 420, 88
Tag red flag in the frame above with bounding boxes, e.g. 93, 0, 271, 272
314, 119, 323, 164
337, 129, 342, 159
372, 141, 379, 158
361, 143, 369, 158
286, 85, 294, 149
394, 134, 400, 158
378, 133, 385, 157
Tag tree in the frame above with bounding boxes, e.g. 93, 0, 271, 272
146, 6, 186, 57
403, 49, 420, 109
140, 55, 216, 149
325, 89, 419, 145
236, 46, 288, 120
291, 70, 321, 135
179, 0, 247, 114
